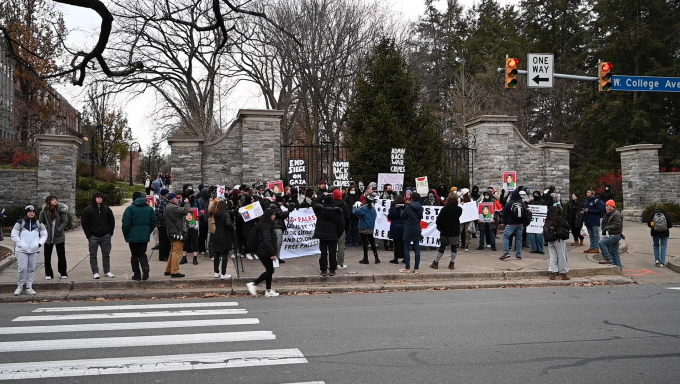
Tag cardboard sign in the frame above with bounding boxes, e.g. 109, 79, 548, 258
378, 173, 404, 192
503, 171, 517, 192
420, 205, 442, 246
459, 202, 479, 224
238, 201, 264, 222
415, 176, 428, 195
390, 148, 406, 173
288, 159, 307, 187
332, 161, 350, 188
526, 204, 548, 234
268, 180, 284, 194
280, 208, 321, 259
217, 185, 226, 198
478, 202, 494, 222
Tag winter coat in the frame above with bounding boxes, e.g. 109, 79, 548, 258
601, 209, 623, 236
38, 203, 68, 244
198, 189, 211, 224
501, 191, 525, 225
11, 217, 47, 254
601, 185, 614, 203
401, 201, 424, 242
122, 197, 157, 243
152, 179, 162, 193
436, 205, 462, 237
422, 190, 442, 206
647, 209, 673, 238
334, 199, 350, 232
272, 204, 291, 231
82, 196, 115, 239
212, 212, 234, 253
568, 199, 585, 228
164, 201, 191, 239
584, 195, 605, 227
255, 221, 278, 258
344, 191, 360, 210
155, 196, 168, 227
353, 205, 377, 231
544, 215, 571, 243
313, 203, 344, 240
387, 206, 405, 240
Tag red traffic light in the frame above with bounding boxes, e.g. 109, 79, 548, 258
601, 62, 612, 71
507, 58, 518, 68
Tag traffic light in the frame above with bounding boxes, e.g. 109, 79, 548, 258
505, 58, 519, 89
599, 62, 612, 92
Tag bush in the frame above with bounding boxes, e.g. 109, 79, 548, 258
0, 139, 38, 169
75, 176, 125, 218
0, 206, 26, 230
642, 202, 680, 223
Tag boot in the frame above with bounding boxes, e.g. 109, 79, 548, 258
359, 257, 369, 264
374, 253, 380, 264
192, 256, 198, 265
579, 239, 584, 246
430, 261, 438, 269
179, 256, 188, 265
448, 262, 455, 270
571, 241, 580, 246
389, 259, 399, 264
560, 273, 570, 280
549, 272, 557, 280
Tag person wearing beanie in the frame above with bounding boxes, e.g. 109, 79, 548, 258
38, 195, 69, 280
122, 190, 157, 281
343, 184, 361, 247
155, 188, 171, 261
82, 192, 116, 279
246, 207, 280, 297
11, 205, 47, 295
332, 189, 350, 268
500, 190, 526, 260
583, 189, 606, 254
599, 199, 623, 268
354, 193, 379, 264
313, 195, 345, 276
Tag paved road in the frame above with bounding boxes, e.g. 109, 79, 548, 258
1, 285, 679, 383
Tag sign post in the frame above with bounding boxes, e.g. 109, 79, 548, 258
527, 53, 554, 88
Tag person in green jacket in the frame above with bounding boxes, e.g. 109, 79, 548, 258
122, 191, 157, 281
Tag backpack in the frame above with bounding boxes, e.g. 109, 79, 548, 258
246, 224, 260, 251
652, 212, 667, 232
208, 215, 216, 234
543, 219, 558, 242
523, 209, 533, 227
510, 202, 525, 221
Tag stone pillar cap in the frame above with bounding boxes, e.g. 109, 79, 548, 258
167, 137, 205, 145
464, 115, 518, 128
616, 144, 662, 152
237, 109, 284, 119
535, 143, 575, 150
35, 134, 83, 145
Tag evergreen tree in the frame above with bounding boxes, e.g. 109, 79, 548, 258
346, 39, 445, 187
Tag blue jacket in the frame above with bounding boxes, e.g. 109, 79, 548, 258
353, 205, 377, 231
584, 195, 605, 227
401, 201, 424, 242
387, 206, 405, 240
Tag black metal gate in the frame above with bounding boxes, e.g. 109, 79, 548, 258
281, 141, 347, 187
444, 147, 476, 189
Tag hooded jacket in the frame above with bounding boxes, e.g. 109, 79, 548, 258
502, 191, 525, 225
601, 185, 614, 203
198, 189, 211, 224
401, 201, 424, 242
122, 197, 157, 243
11, 216, 47, 254
471, 186, 480, 201
38, 203, 68, 244
164, 200, 191, 238
423, 189, 442, 206
313, 198, 344, 241
387, 204, 405, 240
82, 195, 115, 239
584, 194, 605, 227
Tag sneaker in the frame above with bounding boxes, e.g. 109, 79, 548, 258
14, 287, 22, 296
246, 253, 254, 260
338, 264, 348, 269
93, 273, 100, 279
655, 261, 660, 266
598, 259, 612, 264
659, 264, 665, 268
476, 246, 484, 250
265, 290, 280, 297
329, 271, 335, 276
214, 272, 221, 278
499, 254, 510, 260
220, 274, 232, 279
253, 254, 260, 260
279, 259, 285, 263
25, 288, 37, 295
246, 282, 257, 296
209, 257, 214, 261
45, 276, 52, 280
321, 271, 328, 276
515, 256, 522, 260
105, 272, 115, 278
61, 275, 68, 279
465, 248, 469, 251
486, 244, 491, 248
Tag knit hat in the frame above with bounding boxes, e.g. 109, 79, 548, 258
275, 194, 284, 203
460, 188, 469, 195
132, 191, 143, 200
305, 188, 316, 198
24, 205, 35, 215
606, 199, 616, 207
168, 193, 178, 200
160, 189, 169, 196
333, 189, 342, 200
323, 195, 334, 205
450, 187, 458, 193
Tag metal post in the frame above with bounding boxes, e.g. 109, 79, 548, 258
90, 126, 95, 178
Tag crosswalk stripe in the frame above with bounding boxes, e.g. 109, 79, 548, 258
13, 309, 246, 322
666, 287, 680, 290
32, 302, 239, 312
0, 318, 260, 335
0, 331, 276, 352
0, 348, 307, 380
281, 382, 326, 384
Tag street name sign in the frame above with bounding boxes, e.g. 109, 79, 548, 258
527, 53, 553, 88
611, 75, 680, 92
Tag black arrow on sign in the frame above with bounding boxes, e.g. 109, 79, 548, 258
532, 75, 549, 84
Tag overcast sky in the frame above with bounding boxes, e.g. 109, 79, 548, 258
53, 0, 515, 151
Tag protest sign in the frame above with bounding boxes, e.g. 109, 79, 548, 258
526, 204, 548, 234
373, 199, 393, 240
390, 148, 406, 173
146, 195, 156, 208
415, 176, 428, 195
459, 202, 479, 224
268, 180, 284, 194
503, 171, 517, 192
217, 185, 226, 198
238, 201, 264, 222
378, 173, 404, 191
280, 208, 321, 259
332, 161, 350, 188
288, 159, 307, 187
188, 207, 198, 227
420, 205, 443, 246
478, 202, 494, 222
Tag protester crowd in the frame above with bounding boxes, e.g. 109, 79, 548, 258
9, 179, 674, 297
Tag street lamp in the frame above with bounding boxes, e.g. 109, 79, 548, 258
129, 141, 141, 186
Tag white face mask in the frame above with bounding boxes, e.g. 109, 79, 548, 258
350, 191, 356, 195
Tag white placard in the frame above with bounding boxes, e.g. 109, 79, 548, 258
377, 173, 404, 191
415, 176, 428, 195
420, 205, 442, 247
217, 185, 226, 198
526, 204, 548, 234
527, 53, 554, 88
279, 208, 321, 259
459, 202, 479, 224
373, 199, 393, 240
238, 201, 263, 222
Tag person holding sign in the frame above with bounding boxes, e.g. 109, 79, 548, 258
476, 190, 498, 251
353, 194, 379, 264
400, 192, 423, 273
388, 196, 406, 264
431, 194, 462, 270
246, 207, 280, 297
313, 195, 345, 276
180, 189, 203, 266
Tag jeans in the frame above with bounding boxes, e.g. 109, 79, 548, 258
599, 234, 621, 268
586, 225, 600, 250
528, 233, 544, 253
348, 217, 359, 244
653, 236, 668, 265
128, 242, 150, 278
479, 224, 496, 248
88, 234, 112, 274
503, 224, 523, 258
403, 240, 421, 270
44, 242, 67, 278
319, 239, 338, 272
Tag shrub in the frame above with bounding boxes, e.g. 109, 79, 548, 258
95, 167, 119, 183
0, 139, 38, 169
0, 206, 27, 230
75, 176, 125, 217
642, 202, 680, 223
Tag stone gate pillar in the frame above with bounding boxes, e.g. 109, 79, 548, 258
167, 137, 204, 193
35, 134, 82, 217
616, 144, 662, 221
239, 109, 283, 184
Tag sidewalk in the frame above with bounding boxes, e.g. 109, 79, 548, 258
2, 200, 666, 302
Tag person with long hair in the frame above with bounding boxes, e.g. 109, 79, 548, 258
212, 200, 234, 279
400, 192, 423, 273
353, 193, 379, 264
38, 195, 69, 280
388, 196, 406, 264
246, 206, 280, 297
431, 194, 462, 270
343, 184, 361, 247
458, 189, 473, 251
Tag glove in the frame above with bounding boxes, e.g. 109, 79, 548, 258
354, 202, 362, 209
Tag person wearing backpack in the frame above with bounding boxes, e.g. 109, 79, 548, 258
246, 207, 280, 297
431, 194, 462, 270
11, 205, 47, 295
646, 204, 673, 267
543, 205, 571, 280
598, 200, 623, 268
500, 190, 526, 260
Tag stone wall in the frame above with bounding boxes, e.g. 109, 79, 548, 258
0, 169, 38, 207
617, 144, 680, 221
169, 109, 283, 190
466, 115, 573, 198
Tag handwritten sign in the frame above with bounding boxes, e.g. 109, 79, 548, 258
378, 173, 404, 192
332, 161, 350, 188
238, 201, 264, 222
526, 204, 547, 234
391, 148, 406, 173
280, 208, 321, 259
459, 202, 479, 224
288, 159, 307, 187
217, 185, 226, 198
415, 176, 428, 195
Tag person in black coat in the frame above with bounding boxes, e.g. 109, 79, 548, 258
246, 207, 280, 297
313, 195, 345, 276
568, 193, 585, 246
431, 195, 462, 270
212, 200, 234, 279
647, 205, 674, 267
388, 196, 406, 264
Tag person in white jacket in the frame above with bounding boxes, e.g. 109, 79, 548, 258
11, 205, 47, 296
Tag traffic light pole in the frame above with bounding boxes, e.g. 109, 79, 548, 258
497, 68, 597, 82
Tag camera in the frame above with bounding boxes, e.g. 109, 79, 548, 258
172, 234, 184, 241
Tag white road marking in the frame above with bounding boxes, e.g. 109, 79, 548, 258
281, 382, 326, 384
0, 318, 259, 335
0, 331, 275, 352
13, 309, 246, 322
666, 287, 680, 290
0, 348, 307, 380
32, 302, 239, 312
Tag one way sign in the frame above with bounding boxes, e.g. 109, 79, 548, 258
527, 53, 553, 88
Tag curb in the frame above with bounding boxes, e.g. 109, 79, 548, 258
667, 257, 680, 274
0, 244, 15, 273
